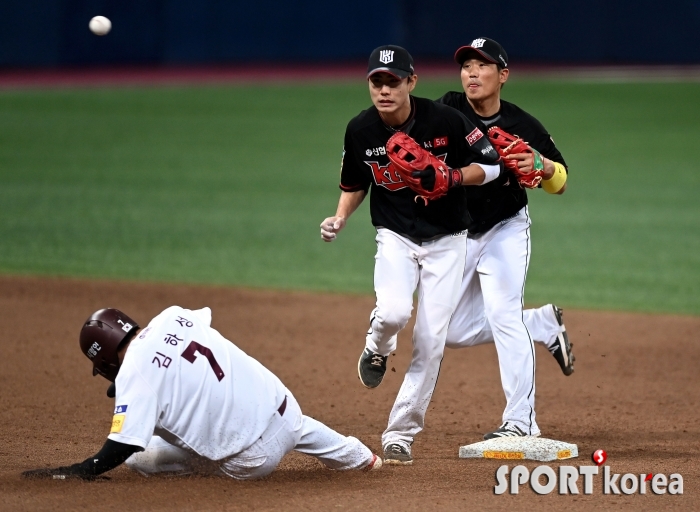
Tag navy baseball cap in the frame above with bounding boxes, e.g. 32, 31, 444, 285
367, 45, 415, 79
454, 37, 508, 68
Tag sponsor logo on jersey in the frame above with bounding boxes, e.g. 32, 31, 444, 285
379, 50, 394, 64
110, 414, 126, 433
434, 136, 448, 148
366, 146, 386, 157
466, 128, 484, 146
471, 38, 486, 48
481, 146, 493, 154
114, 405, 128, 414
451, 230, 468, 237
365, 161, 406, 191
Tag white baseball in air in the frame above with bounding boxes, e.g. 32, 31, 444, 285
89, 16, 112, 36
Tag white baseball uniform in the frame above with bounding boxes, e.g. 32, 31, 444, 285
446, 207, 542, 434
435, 90, 572, 438
110, 306, 373, 479
338, 96, 503, 452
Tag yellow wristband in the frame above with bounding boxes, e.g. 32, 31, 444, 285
542, 162, 567, 194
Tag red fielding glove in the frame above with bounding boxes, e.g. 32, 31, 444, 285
487, 126, 544, 189
386, 132, 462, 204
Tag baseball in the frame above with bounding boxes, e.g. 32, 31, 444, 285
89, 16, 111, 36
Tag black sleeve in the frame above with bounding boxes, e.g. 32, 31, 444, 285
22, 439, 143, 480
49, 439, 141, 478
80, 439, 142, 475
339, 126, 370, 193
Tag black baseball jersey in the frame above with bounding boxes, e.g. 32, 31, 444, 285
340, 96, 500, 239
437, 92, 568, 234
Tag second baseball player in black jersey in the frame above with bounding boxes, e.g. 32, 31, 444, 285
437, 92, 568, 234
320, 45, 502, 465
436, 37, 575, 441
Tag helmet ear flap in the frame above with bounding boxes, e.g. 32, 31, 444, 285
79, 309, 139, 382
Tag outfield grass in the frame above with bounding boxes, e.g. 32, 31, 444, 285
0, 79, 698, 314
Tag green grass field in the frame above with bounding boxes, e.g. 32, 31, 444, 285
0, 78, 698, 314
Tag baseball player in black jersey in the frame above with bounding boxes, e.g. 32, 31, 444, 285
320, 45, 503, 465
436, 37, 574, 440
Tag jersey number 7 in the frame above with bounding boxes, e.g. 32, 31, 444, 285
181, 341, 225, 381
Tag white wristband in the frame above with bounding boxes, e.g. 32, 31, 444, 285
479, 164, 501, 185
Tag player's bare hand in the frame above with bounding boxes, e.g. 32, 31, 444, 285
506, 153, 554, 179
505, 153, 534, 173
320, 217, 346, 242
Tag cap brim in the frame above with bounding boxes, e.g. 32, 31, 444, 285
453, 46, 498, 65
367, 67, 411, 79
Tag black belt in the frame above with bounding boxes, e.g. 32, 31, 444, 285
277, 396, 287, 416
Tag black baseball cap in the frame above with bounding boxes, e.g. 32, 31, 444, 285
367, 45, 415, 79
454, 37, 508, 68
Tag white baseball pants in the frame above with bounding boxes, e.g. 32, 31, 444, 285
125, 391, 373, 479
364, 228, 467, 449
445, 206, 542, 435
446, 305, 563, 352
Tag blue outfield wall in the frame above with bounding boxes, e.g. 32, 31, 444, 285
1, 0, 700, 67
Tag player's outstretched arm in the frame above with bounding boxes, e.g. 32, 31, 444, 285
320, 190, 366, 242
22, 439, 142, 480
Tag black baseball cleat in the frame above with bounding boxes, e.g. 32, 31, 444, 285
483, 422, 534, 440
357, 348, 388, 389
383, 443, 413, 465
549, 305, 575, 376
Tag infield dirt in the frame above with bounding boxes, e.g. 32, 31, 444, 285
0, 275, 697, 510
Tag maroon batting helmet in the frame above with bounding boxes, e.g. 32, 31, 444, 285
79, 308, 140, 382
